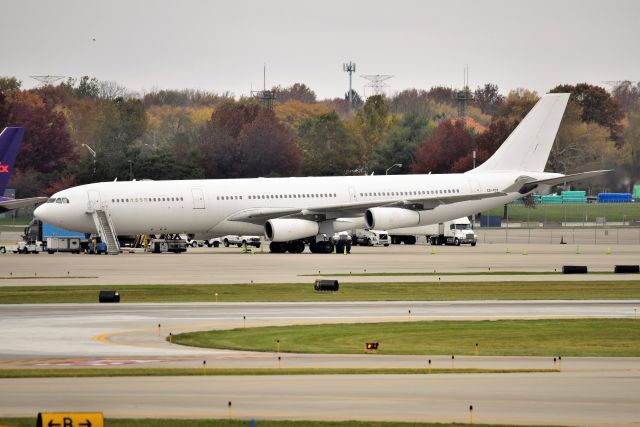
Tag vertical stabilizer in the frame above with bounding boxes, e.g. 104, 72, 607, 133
0, 127, 25, 194
470, 93, 570, 173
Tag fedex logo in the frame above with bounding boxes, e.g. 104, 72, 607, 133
0, 162, 9, 174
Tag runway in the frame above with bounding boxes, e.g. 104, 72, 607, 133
2, 371, 639, 426
1, 300, 637, 362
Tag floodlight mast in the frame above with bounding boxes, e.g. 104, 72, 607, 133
343, 62, 356, 105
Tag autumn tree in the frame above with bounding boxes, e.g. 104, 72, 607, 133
473, 83, 504, 116
411, 120, 473, 174
83, 97, 148, 182
0, 77, 21, 92
0, 90, 78, 196
451, 118, 517, 172
546, 102, 613, 174
276, 83, 317, 104
370, 113, 432, 174
274, 100, 329, 129
353, 95, 390, 171
200, 101, 301, 178
612, 81, 640, 112
426, 86, 455, 106
388, 89, 430, 115
298, 111, 358, 176
551, 83, 624, 143
236, 110, 302, 177
496, 89, 539, 120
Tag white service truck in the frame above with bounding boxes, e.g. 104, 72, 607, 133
351, 229, 390, 246
388, 217, 477, 246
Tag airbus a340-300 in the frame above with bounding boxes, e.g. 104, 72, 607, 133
34, 93, 608, 253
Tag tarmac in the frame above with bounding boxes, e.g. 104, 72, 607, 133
0, 241, 639, 425
0, 242, 638, 286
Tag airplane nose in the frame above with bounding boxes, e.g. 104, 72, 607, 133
34, 204, 48, 222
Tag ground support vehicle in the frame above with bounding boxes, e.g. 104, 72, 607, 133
425, 217, 477, 246
46, 236, 81, 254
13, 240, 43, 254
351, 229, 390, 246
148, 235, 188, 253
222, 235, 261, 248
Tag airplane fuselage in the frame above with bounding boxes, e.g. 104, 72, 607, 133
35, 171, 555, 237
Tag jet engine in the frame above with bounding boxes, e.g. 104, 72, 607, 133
365, 207, 420, 230
265, 218, 320, 242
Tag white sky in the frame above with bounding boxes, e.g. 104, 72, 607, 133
3, 0, 639, 99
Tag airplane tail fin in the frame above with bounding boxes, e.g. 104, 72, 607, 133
469, 93, 570, 173
0, 127, 25, 195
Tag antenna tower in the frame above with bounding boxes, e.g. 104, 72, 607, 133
30, 75, 66, 86
455, 65, 473, 117
251, 64, 276, 109
361, 74, 393, 98
343, 61, 356, 104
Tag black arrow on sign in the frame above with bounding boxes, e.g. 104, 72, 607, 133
48, 421, 61, 427
79, 420, 92, 427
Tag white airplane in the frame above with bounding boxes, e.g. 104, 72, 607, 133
34, 93, 608, 253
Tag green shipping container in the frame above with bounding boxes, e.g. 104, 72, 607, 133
634, 184, 640, 199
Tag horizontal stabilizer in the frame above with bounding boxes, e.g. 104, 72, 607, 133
505, 170, 611, 194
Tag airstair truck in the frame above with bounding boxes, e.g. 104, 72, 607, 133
389, 217, 477, 246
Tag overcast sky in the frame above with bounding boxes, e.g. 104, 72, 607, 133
3, 0, 639, 99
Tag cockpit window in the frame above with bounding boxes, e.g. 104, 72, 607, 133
53, 197, 70, 204
47, 198, 56, 203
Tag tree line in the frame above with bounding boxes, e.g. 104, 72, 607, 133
1, 75, 638, 200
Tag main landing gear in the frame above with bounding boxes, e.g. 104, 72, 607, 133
269, 239, 351, 254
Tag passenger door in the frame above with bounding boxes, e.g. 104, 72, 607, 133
191, 188, 206, 209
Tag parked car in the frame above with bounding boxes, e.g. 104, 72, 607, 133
222, 235, 261, 248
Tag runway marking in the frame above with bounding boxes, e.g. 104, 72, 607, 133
92, 322, 223, 348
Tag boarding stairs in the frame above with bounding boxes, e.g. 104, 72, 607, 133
92, 209, 120, 254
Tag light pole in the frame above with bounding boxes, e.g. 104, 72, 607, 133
128, 160, 134, 181
473, 150, 476, 169
385, 163, 402, 175
81, 144, 97, 175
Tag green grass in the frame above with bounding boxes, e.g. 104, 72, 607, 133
482, 203, 640, 223
1, 281, 639, 304
172, 319, 640, 357
0, 367, 555, 379
0, 418, 569, 427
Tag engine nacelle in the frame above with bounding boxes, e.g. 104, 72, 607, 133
265, 218, 319, 242
365, 207, 420, 230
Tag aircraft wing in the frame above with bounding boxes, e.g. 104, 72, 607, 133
0, 196, 48, 213
226, 191, 506, 225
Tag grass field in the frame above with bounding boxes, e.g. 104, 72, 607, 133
481, 203, 640, 223
0, 367, 554, 379
1, 281, 639, 304
172, 319, 640, 357
0, 418, 568, 427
